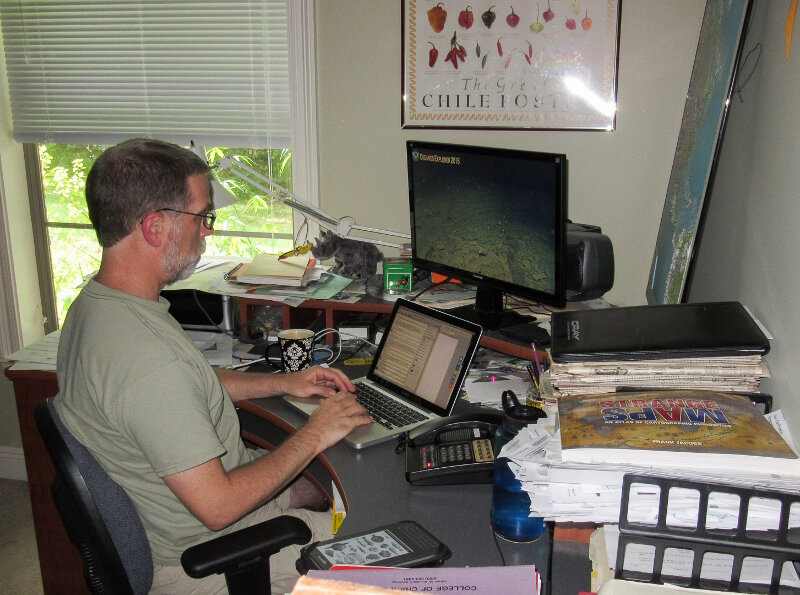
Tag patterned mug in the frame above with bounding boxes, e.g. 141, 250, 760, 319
277, 329, 315, 372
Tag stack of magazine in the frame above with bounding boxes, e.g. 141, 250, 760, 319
547, 302, 771, 396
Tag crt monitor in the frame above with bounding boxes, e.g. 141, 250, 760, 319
407, 141, 567, 331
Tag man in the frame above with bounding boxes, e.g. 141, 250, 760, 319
54, 138, 372, 594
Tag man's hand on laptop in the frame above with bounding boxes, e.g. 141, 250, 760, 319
303, 392, 373, 450
281, 366, 356, 399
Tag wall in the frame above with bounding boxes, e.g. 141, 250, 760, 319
0, 21, 41, 454
314, 1, 706, 308
688, 2, 800, 427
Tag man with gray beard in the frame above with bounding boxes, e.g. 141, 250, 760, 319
54, 138, 372, 593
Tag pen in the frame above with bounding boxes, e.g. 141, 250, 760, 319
527, 364, 540, 390
531, 342, 543, 378
224, 263, 244, 280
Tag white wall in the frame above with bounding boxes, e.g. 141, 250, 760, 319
0, 22, 41, 452
688, 2, 800, 427
315, 1, 706, 307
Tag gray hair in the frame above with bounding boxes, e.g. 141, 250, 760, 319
85, 138, 211, 247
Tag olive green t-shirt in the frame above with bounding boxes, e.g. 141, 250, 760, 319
54, 279, 256, 565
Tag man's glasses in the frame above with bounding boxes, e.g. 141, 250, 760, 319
157, 208, 216, 230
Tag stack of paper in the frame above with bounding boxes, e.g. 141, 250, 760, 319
498, 390, 800, 527
549, 355, 769, 396
548, 302, 771, 396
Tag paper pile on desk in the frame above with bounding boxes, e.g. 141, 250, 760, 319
500, 392, 800, 526
499, 391, 800, 587
502, 407, 800, 587
548, 302, 772, 396
213, 267, 353, 303
549, 355, 769, 396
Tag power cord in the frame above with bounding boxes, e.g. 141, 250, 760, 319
191, 289, 237, 338
395, 431, 409, 454
491, 527, 508, 566
313, 328, 380, 366
408, 277, 466, 302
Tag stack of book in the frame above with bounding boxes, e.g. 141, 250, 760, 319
547, 302, 770, 396
227, 253, 319, 288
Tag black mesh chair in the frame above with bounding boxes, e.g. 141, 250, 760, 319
35, 397, 312, 595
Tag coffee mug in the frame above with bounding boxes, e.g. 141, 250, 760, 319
273, 328, 315, 372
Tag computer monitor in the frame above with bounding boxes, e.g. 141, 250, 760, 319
407, 141, 567, 332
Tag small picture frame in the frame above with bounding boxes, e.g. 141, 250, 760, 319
402, 0, 620, 130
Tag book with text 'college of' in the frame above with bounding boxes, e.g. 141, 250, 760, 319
557, 390, 800, 476
550, 301, 770, 362
230, 253, 316, 287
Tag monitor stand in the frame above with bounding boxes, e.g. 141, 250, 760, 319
450, 286, 551, 346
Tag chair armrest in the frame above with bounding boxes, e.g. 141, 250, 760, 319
181, 515, 312, 579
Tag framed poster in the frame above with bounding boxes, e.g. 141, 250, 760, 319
646, 0, 753, 304
402, 0, 620, 130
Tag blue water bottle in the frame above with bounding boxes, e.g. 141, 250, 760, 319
490, 390, 547, 542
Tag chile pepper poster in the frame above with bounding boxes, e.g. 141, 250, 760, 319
402, 0, 620, 129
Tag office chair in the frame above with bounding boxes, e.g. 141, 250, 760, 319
35, 397, 312, 595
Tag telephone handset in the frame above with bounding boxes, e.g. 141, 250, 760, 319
405, 411, 503, 486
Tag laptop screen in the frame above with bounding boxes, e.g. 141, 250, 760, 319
367, 299, 483, 416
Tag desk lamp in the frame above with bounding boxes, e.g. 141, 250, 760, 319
190, 143, 239, 209
213, 153, 411, 250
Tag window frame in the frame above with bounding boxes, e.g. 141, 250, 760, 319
0, 157, 24, 357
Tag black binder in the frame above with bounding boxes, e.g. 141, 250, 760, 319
550, 301, 770, 362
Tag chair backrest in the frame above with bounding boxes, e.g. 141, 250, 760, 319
35, 397, 154, 595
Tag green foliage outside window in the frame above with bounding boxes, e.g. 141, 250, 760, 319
40, 144, 295, 325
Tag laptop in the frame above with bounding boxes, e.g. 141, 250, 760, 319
284, 298, 483, 449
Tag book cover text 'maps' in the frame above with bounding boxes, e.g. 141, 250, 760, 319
558, 390, 796, 459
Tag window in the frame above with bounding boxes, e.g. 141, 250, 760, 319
40, 144, 296, 324
1, 1, 319, 329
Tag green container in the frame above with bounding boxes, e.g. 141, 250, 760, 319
383, 258, 413, 294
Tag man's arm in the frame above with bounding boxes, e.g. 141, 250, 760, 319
214, 365, 355, 402
163, 391, 370, 531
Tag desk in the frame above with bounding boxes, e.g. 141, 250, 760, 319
5, 364, 591, 595
237, 395, 551, 566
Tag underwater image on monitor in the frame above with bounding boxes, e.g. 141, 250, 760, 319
408, 143, 562, 299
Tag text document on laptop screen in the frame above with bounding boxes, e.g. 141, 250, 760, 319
373, 306, 475, 409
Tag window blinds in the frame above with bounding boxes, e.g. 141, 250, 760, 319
0, 0, 290, 147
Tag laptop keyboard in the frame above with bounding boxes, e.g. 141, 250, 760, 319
355, 383, 427, 430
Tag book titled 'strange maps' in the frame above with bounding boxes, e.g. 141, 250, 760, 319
558, 390, 799, 474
